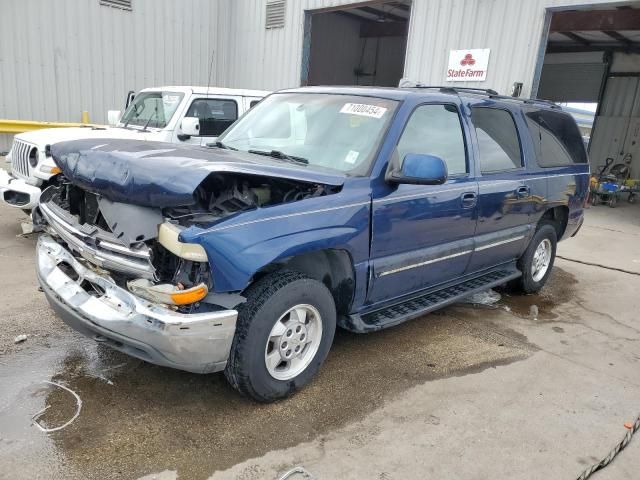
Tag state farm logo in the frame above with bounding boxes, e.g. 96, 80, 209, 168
447, 49, 490, 82
460, 53, 476, 66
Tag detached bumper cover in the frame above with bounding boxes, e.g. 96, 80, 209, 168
0, 168, 41, 209
37, 234, 238, 373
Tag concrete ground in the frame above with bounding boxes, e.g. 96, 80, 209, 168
0, 194, 639, 480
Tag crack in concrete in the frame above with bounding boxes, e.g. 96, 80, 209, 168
557, 256, 640, 276
583, 224, 640, 236
573, 301, 640, 337
536, 348, 640, 389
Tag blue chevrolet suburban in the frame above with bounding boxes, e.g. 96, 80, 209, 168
35, 86, 589, 401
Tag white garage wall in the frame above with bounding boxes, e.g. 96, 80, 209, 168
0, 0, 231, 151
222, 0, 628, 96
0, 0, 632, 153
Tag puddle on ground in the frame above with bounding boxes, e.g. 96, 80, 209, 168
0, 308, 535, 480
497, 267, 578, 321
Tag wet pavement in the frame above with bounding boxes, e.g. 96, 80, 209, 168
1, 200, 639, 479
0, 288, 535, 480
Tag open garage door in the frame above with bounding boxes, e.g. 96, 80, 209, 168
302, 1, 411, 87
538, 52, 607, 102
537, 4, 640, 176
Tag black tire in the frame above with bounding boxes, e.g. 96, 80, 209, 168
224, 270, 336, 402
628, 193, 636, 204
511, 223, 557, 294
609, 195, 618, 208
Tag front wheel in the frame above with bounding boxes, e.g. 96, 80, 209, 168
511, 223, 557, 294
225, 271, 336, 402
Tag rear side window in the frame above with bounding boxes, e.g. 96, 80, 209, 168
471, 107, 523, 173
186, 98, 238, 136
525, 109, 588, 166
397, 104, 467, 175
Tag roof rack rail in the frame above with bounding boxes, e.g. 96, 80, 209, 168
397, 80, 561, 109
437, 86, 500, 96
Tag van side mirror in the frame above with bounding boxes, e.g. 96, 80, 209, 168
181, 117, 200, 138
107, 110, 121, 126
386, 153, 448, 185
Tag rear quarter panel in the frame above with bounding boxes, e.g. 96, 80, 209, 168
513, 107, 590, 240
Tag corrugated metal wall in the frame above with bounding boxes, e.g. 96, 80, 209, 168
0, 0, 231, 151
0, 0, 630, 153
589, 77, 640, 174
223, 0, 625, 94
404, 0, 627, 97
222, 0, 370, 91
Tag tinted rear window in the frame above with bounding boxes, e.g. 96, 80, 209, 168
525, 109, 588, 167
471, 107, 523, 173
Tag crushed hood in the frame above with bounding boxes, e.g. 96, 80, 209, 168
50, 139, 346, 207
14, 126, 163, 147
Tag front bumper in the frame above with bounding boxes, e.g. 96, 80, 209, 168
0, 168, 41, 209
37, 234, 238, 373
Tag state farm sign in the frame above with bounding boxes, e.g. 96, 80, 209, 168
446, 49, 490, 82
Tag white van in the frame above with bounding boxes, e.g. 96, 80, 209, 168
0, 86, 268, 210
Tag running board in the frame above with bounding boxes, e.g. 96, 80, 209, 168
342, 267, 521, 333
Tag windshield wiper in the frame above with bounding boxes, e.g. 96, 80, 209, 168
248, 149, 309, 165
123, 111, 136, 129
206, 140, 238, 151
141, 107, 158, 132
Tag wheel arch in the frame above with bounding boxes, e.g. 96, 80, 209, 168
248, 248, 356, 315
539, 205, 569, 240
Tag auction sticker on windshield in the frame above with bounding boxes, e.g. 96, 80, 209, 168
340, 103, 387, 119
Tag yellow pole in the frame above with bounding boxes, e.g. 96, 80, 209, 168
81, 111, 90, 124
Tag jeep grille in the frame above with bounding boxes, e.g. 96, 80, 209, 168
11, 139, 34, 179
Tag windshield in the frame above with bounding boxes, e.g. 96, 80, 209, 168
218, 93, 398, 175
119, 91, 184, 129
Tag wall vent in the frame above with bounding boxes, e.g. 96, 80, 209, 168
100, 0, 132, 11
265, 0, 286, 29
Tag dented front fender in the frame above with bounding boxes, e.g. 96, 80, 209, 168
180, 189, 372, 292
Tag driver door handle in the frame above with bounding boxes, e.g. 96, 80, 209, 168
516, 186, 530, 198
461, 192, 477, 208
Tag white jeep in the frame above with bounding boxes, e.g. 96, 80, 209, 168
0, 86, 268, 210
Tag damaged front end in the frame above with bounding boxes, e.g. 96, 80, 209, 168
35, 139, 343, 373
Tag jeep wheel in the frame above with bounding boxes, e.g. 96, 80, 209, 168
225, 271, 336, 402
511, 223, 557, 294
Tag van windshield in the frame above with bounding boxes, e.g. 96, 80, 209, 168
218, 93, 398, 175
119, 91, 184, 129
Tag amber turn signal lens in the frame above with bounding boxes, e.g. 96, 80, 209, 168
170, 284, 208, 305
51, 166, 62, 174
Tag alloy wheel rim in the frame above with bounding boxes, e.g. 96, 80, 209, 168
531, 238, 552, 282
264, 304, 323, 381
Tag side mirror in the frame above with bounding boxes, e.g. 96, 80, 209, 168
107, 110, 121, 126
125, 90, 136, 109
181, 117, 200, 138
386, 153, 448, 185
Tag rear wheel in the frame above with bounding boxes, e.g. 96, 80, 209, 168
225, 271, 336, 402
511, 223, 557, 294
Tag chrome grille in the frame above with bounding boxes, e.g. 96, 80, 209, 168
11, 139, 34, 179
40, 200, 157, 280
